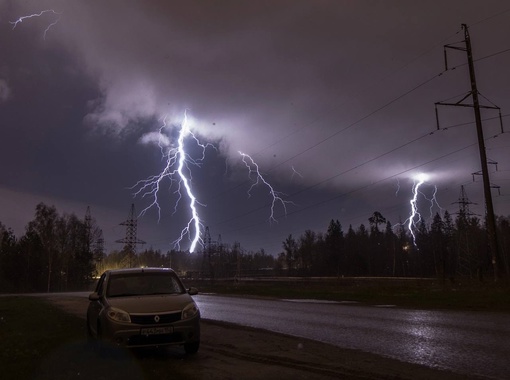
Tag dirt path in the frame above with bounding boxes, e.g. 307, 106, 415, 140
45, 296, 480, 380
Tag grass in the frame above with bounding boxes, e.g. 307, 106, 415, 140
185, 276, 510, 312
0, 296, 86, 379
0, 296, 199, 380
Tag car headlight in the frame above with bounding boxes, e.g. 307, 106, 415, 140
106, 307, 131, 323
182, 302, 199, 320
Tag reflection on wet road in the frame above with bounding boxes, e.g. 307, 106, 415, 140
194, 295, 510, 379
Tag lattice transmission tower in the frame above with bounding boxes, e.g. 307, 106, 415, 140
116, 204, 146, 267
452, 186, 478, 277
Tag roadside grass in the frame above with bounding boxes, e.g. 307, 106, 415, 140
0, 296, 198, 380
185, 277, 510, 312
0, 296, 86, 379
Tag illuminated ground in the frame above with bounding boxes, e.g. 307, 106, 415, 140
43, 295, 476, 380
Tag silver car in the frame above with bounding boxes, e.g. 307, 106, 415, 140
86, 267, 200, 354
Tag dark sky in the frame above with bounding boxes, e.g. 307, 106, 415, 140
1, 0, 509, 255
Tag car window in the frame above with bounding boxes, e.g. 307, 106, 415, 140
107, 273, 185, 297
95, 273, 106, 295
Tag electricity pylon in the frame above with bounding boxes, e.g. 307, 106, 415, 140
435, 24, 501, 281
116, 204, 146, 267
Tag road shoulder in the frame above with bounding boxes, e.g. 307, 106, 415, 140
45, 295, 480, 379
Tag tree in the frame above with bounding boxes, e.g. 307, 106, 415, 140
298, 230, 317, 275
383, 221, 396, 276
282, 234, 298, 275
496, 216, 510, 277
344, 225, 359, 276
27, 203, 59, 292
356, 224, 369, 276
430, 212, 445, 278
454, 211, 486, 279
393, 218, 410, 277
368, 212, 387, 275
325, 219, 344, 276
414, 218, 430, 276
368, 211, 387, 234
18, 224, 45, 291
0, 222, 18, 291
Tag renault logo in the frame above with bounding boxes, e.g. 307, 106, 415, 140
154, 315, 160, 323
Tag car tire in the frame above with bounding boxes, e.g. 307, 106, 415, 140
86, 318, 94, 341
93, 323, 107, 355
184, 341, 200, 355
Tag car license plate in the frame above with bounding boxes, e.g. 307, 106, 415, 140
141, 326, 173, 335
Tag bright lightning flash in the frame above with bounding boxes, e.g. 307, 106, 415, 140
407, 173, 428, 246
10, 10, 61, 40
132, 112, 214, 253
239, 152, 291, 223
405, 172, 441, 247
132, 112, 289, 252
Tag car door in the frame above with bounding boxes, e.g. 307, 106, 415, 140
87, 272, 106, 337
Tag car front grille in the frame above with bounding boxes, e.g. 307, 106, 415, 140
130, 312, 181, 325
127, 332, 183, 346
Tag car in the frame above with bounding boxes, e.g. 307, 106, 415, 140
86, 267, 200, 354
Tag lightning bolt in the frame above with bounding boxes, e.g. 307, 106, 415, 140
404, 173, 442, 247
132, 111, 214, 253
239, 152, 291, 223
291, 166, 303, 180
10, 10, 61, 40
133, 112, 289, 251
393, 173, 443, 248
420, 184, 443, 219
407, 174, 426, 246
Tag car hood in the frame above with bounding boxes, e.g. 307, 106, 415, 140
107, 294, 195, 313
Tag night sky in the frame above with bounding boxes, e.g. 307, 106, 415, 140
1, 0, 509, 255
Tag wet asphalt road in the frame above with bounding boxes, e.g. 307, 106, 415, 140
194, 294, 510, 379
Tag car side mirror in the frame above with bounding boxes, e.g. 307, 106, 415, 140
187, 287, 198, 296
88, 292, 100, 301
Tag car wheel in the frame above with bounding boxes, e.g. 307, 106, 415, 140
92, 323, 107, 355
86, 318, 94, 340
184, 341, 200, 355
86, 318, 99, 351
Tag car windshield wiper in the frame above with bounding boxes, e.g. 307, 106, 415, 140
145, 291, 179, 295
108, 293, 138, 298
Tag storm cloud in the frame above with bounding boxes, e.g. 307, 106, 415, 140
1, 0, 509, 253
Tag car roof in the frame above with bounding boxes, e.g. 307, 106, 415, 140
105, 267, 176, 276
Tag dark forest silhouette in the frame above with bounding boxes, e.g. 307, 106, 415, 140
1, 203, 509, 292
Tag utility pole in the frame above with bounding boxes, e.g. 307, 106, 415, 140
436, 24, 500, 281
116, 204, 146, 267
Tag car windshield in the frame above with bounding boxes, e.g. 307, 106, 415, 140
106, 272, 185, 297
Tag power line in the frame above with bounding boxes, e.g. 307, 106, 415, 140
217, 119, 508, 239
208, 41, 510, 205
445, 47, 510, 72
208, 29, 466, 202
213, 112, 509, 228
207, 70, 446, 204
266, 73, 444, 173
209, 36, 510, 228
470, 7, 510, 27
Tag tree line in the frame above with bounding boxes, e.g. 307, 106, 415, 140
101, 209, 509, 281
1, 202, 509, 292
0, 203, 103, 292
277, 211, 510, 281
